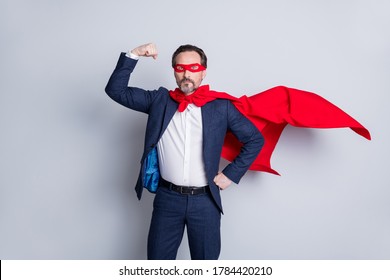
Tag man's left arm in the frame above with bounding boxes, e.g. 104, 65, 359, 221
215, 101, 264, 189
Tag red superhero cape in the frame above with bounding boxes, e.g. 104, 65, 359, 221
169, 85, 371, 175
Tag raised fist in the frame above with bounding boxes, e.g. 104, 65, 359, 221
131, 43, 158, 59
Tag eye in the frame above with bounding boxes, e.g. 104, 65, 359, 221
191, 64, 199, 70
176, 65, 184, 71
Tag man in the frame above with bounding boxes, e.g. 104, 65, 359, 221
105, 43, 264, 260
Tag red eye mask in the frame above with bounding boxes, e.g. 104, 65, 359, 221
173, 63, 206, 73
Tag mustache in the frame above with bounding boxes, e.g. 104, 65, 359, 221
180, 77, 195, 84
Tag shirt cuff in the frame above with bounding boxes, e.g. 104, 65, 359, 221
126, 51, 139, 60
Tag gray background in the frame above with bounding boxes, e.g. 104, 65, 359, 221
1, 0, 389, 259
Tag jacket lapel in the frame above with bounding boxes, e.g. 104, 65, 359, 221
201, 102, 216, 171
201, 102, 214, 138
160, 97, 178, 139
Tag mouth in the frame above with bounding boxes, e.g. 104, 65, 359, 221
181, 78, 195, 85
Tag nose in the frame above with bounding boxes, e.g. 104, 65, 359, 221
183, 69, 191, 78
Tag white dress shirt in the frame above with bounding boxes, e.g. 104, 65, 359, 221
157, 104, 208, 187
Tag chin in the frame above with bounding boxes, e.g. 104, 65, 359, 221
180, 85, 195, 94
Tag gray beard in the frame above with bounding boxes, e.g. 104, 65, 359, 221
180, 84, 196, 94
179, 79, 197, 94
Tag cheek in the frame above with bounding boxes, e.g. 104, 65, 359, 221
195, 73, 204, 83
174, 73, 183, 82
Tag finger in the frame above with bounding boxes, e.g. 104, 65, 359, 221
145, 50, 158, 59
147, 44, 158, 55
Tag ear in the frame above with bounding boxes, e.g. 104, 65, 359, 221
202, 70, 207, 80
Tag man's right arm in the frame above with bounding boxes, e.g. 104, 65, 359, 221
104, 43, 159, 113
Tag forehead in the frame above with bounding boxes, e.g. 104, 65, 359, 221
175, 51, 201, 64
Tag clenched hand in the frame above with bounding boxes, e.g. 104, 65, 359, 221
131, 43, 158, 59
214, 172, 232, 190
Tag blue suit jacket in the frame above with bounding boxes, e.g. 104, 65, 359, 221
105, 53, 264, 212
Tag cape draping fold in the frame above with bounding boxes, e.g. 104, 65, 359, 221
169, 85, 371, 175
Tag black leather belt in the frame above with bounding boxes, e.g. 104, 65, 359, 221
160, 178, 209, 195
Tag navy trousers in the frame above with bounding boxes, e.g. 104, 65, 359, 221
147, 186, 221, 260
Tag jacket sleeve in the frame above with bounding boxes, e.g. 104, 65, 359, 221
222, 101, 264, 184
105, 52, 160, 114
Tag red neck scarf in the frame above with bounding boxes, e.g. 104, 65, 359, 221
169, 85, 224, 112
